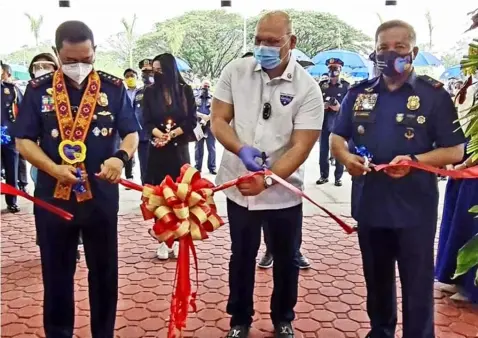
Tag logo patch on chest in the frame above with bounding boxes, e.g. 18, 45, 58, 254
280, 93, 294, 106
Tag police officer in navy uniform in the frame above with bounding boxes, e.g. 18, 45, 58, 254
13, 21, 140, 338
316, 58, 349, 187
1, 62, 23, 212
331, 20, 465, 338
133, 58, 154, 184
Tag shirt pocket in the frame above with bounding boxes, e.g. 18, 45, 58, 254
393, 112, 430, 153
90, 112, 116, 139
352, 111, 377, 141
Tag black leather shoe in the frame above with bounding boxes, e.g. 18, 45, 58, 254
334, 179, 342, 187
315, 177, 329, 185
209, 170, 217, 175
298, 253, 311, 269
18, 185, 27, 193
275, 322, 295, 338
226, 325, 249, 338
7, 204, 20, 213
257, 252, 273, 268
76, 250, 81, 262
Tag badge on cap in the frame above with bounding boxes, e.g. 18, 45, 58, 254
97, 92, 109, 107
4, 88, 10, 95
407, 96, 420, 110
51, 129, 59, 138
357, 125, 365, 135
404, 128, 415, 139
396, 113, 404, 123
101, 128, 108, 136
92, 127, 100, 137
417, 115, 426, 124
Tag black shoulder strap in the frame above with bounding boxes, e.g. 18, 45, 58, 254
97, 70, 123, 87
418, 75, 444, 89
29, 71, 54, 88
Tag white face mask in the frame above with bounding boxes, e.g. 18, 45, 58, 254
34, 69, 52, 78
62, 63, 93, 84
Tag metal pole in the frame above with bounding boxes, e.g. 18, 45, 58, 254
243, 15, 247, 54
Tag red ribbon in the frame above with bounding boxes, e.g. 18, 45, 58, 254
374, 160, 478, 179
0, 183, 73, 221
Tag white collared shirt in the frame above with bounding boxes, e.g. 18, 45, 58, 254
214, 57, 324, 210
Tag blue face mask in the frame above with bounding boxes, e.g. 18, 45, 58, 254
253, 45, 283, 70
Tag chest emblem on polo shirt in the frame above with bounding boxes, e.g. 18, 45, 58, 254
353, 93, 378, 111
280, 93, 294, 106
407, 95, 420, 110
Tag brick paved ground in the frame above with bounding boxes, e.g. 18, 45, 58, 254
2, 209, 478, 338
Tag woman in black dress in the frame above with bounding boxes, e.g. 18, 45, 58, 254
142, 53, 197, 259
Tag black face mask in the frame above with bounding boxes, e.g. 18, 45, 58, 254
202, 88, 209, 96
142, 75, 154, 85
328, 68, 340, 78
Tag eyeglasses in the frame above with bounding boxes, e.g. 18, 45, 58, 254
262, 103, 271, 120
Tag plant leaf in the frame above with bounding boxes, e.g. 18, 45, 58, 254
453, 234, 478, 279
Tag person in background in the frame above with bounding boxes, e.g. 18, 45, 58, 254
1, 62, 23, 212
132, 59, 154, 185
316, 58, 349, 187
122, 68, 139, 181
436, 83, 478, 304
212, 11, 323, 338
331, 20, 465, 337
194, 79, 217, 174
13, 20, 140, 337
2, 63, 28, 193
142, 53, 197, 260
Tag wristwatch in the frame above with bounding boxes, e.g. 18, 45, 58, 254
264, 176, 274, 189
113, 150, 129, 167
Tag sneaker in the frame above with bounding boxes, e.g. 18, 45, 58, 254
226, 325, 249, 338
315, 177, 328, 185
156, 243, 169, 260
334, 179, 342, 187
297, 253, 311, 269
258, 252, 273, 269
171, 241, 179, 259
275, 322, 295, 338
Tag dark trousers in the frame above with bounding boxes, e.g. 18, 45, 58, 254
1, 144, 18, 205
227, 199, 302, 327
319, 127, 344, 180
18, 155, 28, 187
36, 205, 118, 338
194, 125, 216, 171
124, 158, 134, 179
263, 222, 301, 258
358, 225, 436, 338
137, 141, 149, 185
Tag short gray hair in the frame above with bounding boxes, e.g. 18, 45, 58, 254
257, 10, 294, 35
375, 20, 416, 45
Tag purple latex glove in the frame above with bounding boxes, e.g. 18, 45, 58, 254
238, 145, 264, 172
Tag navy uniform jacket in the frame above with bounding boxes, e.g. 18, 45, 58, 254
1, 82, 23, 132
12, 71, 140, 215
319, 79, 349, 130
333, 72, 465, 229
133, 86, 148, 142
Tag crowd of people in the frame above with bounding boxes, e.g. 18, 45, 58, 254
0, 8, 477, 338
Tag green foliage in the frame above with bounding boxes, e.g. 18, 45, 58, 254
24, 13, 44, 47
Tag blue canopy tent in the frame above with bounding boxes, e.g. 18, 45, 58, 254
10, 64, 30, 81
413, 51, 442, 67
292, 49, 312, 62
440, 65, 464, 80
175, 57, 191, 72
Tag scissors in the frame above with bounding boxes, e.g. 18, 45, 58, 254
261, 152, 268, 169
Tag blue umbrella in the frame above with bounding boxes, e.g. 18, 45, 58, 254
307, 64, 329, 77
439, 65, 463, 80
10, 64, 30, 81
308, 64, 369, 78
413, 51, 442, 67
292, 49, 312, 62
312, 49, 369, 69
175, 57, 191, 72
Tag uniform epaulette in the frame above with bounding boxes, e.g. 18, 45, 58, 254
29, 71, 54, 88
340, 79, 350, 85
418, 75, 444, 89
350, 78, 372, 89
97, 71, 123, 87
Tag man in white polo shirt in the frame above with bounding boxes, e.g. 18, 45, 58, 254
211, 11, 323, 338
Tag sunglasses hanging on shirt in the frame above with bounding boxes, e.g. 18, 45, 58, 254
262, 102, 272, 120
